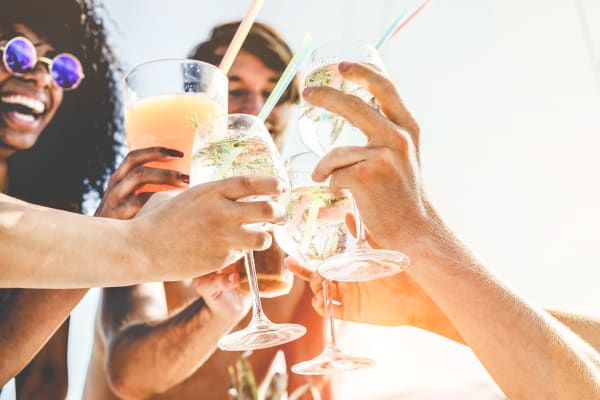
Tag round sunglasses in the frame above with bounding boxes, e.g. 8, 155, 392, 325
0, 36, 84, 90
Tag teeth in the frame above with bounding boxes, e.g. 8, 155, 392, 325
11, 111, 35, 123
1, 95, 45, 114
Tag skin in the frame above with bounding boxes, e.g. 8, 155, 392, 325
14, 318, 70, 399
84, 51, 329, 400
228, 50, 293, 149
286, 61, 600, 399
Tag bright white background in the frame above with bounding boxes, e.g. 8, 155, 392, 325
3, 0, 600, 399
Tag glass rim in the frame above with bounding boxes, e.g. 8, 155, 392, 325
310, 39, 377, 54
123, 57, 227, 86
214, 112, 263, 122
306, 39, 384, 73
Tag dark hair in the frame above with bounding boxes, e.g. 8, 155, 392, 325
188, 21, 300, 105
2, 0, 121, 212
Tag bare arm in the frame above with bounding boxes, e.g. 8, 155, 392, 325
101, 276, 250, 399
409, 229, 600, 399
0, 289, 85, 385
15, 318, 70, 400
0, 194, 142, 288
302, 62, 600, 399
291, 257, 600, 357
0, 175, 283, 288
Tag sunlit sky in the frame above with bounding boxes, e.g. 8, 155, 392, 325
3, 1, 600, 399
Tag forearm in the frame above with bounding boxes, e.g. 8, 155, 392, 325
106, 298, 238, 398
0, 289, 86, 384
0, 194, 147, 288
414, 308, 600, 353
406, 223, 600, 399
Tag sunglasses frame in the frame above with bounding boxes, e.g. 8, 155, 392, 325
0, 36, 85, 91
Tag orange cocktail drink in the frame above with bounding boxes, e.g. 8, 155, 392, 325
124, 59, 227, 192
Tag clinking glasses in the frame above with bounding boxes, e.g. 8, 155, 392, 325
0, 36, 84, 90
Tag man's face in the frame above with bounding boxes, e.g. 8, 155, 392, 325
227, 51, 293, 150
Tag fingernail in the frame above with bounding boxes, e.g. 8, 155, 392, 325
164, 148, 184, 157
228, 272, 239, 284
180, 174, 190, 184
339, 61, 352, 72
311, 171, 325, 183
302, 87, 314, 97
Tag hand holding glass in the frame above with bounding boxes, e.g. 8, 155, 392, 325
274, 152, 375, 374
299, 40, 410, 282
190, 113, 306, 351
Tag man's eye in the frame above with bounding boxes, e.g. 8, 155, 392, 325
262, 91, 272, 99
229, 89, 246, 97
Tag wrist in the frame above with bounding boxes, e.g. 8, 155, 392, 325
123, 217, 154, 284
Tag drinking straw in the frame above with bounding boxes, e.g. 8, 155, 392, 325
257, 34, 313, 122
219, 0, 264, 74
374, 10, 408, 50
375, 0, 433, 50
215, 30, 311, 177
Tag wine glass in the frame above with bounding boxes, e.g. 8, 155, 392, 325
190, 113, 306, 351
298, 40, 410, 282
273, 152, 375, 374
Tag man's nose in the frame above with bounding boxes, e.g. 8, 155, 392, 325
238, 91, 264, 115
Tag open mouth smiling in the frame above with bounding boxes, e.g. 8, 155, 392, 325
0, 93, 47, 128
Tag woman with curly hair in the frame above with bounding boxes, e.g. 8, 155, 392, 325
0, 0, 121, 397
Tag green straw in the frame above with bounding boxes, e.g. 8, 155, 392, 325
257, 34, 313, 122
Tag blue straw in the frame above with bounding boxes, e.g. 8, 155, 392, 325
375, 10, 409, 50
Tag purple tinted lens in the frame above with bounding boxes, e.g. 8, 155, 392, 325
4, 37, 36, 73
51, 54, 82, 89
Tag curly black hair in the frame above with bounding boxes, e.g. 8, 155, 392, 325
2, 0, 121, 212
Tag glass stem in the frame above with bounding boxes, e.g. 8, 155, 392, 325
322, 279, 339, 352
352, 199, 369, 249
244, 250, 269, 326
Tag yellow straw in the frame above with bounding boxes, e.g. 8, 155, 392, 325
219, 0, 265, 74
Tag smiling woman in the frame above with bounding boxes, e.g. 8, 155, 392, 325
0, 0, 121, 398
0, 0, 120, 211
